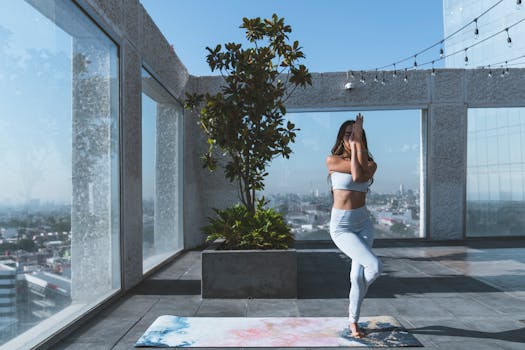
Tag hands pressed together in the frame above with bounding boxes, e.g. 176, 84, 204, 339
350, 113, 364, 144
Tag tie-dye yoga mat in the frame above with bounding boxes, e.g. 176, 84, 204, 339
135, 315, 422, 347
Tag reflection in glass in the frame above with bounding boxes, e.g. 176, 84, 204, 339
0, 0, 119, 347
467, 108, 525, 236
264, 110, 423, 240
142, 69, 184, 272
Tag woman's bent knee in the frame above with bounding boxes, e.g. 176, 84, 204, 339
368, 258, 383, 280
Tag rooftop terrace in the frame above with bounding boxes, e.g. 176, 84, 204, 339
53, 239, 525, 350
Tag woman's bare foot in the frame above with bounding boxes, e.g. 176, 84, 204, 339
349, 322, 366, 338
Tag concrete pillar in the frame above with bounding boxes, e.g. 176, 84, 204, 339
427, 103, 467, 240
121, 41, 143, 290
71, 38, 117, 301
154, 104, 181, 252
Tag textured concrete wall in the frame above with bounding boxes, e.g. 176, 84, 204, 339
192, 68, 525, 241
182, 77, 238, 249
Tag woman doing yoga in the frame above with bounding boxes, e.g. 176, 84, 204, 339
325, 113, 383, 338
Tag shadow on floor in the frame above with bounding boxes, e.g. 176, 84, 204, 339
130, 251, 505, 298
405, 251, 525, 264
298, 252, 501, 298
408, 325, 525, 343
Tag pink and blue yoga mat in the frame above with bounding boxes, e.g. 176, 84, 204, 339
135, 315, 422, 347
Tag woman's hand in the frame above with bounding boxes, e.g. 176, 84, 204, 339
350, 113, 364, 143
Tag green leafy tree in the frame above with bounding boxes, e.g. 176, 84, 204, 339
185, 14, 312, 214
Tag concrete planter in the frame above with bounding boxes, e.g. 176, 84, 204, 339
201, 239, 297, 298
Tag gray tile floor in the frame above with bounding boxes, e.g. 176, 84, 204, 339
54, 240, 525, 350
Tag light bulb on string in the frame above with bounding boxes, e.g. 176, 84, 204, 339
505, 61, 510, 75
374, 69, 379, 83
464, 48, 469, 66
344, 71, 352, 90
360, 71, 366, 85
393, 63, 397, 78
381, 71, 386, 85
439, 41, 445, 58
487, 65, 493, 78
500, 66, 506, 78
517, 0, 522, 10
431, 61, 436, 76
474, 18, 479, 39
403, 68, 408, 83
413, 55, 418, 68
506, 28, 513, 48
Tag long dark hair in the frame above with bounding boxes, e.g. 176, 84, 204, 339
330, 120, 374, 161
327, 120, 374, 193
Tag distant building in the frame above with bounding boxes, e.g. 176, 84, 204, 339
0, 263, 17, 340
443, 0, 525, 237
23, 271, 71, 320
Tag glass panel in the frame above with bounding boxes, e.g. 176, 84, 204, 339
142, 69, 184, 272
467, 108, 525, 236
0, 0, 120, 348
264, 110, 423, 240
443, 0, 525, 68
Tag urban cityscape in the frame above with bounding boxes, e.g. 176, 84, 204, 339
267, 185, 421, 241
0, 201, 71, 344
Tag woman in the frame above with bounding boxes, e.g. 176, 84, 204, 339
325, 113, 382, 338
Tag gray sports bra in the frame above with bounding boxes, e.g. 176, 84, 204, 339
330, 171, 369, 192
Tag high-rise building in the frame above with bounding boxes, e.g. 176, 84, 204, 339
0, 263, 17, 342
443, 0, 525, 237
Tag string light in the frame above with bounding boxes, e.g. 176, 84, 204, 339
364, 0, 504, 73
344, 71, 352, 90
360, 71, 366, 85
340, 0, 525, 89
415, 16, 525, 71
505, 28, 512, 47
478, 54, 525, 70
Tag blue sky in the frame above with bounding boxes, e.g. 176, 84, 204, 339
141, 0, 445, 75
141, 0, 444, 194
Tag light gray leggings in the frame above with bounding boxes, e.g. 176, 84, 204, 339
330, 206, 383, 323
